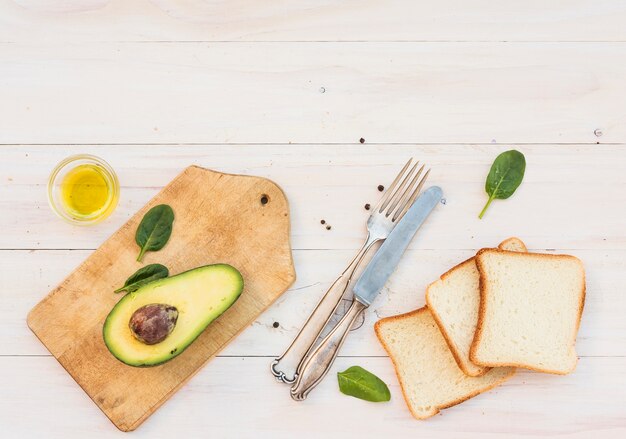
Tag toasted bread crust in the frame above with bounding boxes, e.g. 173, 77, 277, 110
374, 306, 516, 420
470, 249, 586, 375
497, 237, 528, 252
438, 256, 476, 282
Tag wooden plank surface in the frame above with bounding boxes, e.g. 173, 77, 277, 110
1, 356, 624, 438
26, 166, 296, 431
1, 145, 624, 251
2, 0, 626, 42
0, 43, 624, 144
1, 0, 625, 436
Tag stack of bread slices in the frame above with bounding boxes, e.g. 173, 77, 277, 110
375, 238, 586, 419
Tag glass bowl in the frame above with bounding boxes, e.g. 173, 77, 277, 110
47, 154, 120, 225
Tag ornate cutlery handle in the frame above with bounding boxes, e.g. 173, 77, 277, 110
271, 235, 377, 384
290, 299, 367, 400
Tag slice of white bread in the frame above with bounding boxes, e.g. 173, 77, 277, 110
425, 238, 527, 376
471, 249, 586, 375
374, 307, 515, 419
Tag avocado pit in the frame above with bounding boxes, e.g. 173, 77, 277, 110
129, 304, 178, 345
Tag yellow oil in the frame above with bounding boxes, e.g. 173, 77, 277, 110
60, 164, 112, 218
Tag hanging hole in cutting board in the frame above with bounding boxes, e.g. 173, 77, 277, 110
260, 194, 269, 205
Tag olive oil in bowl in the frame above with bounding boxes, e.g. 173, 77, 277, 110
48, 155, 119, 225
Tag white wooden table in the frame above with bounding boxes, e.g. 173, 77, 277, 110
1, 1, 625, 437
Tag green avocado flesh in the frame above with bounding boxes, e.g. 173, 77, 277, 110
103, 264, 243, 367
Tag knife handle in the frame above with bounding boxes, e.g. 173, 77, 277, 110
271, 235, 377, 384
290, 299, 367, 400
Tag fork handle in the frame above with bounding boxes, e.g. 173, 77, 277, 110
270, 234, 378, 384
290, 299, 368, 400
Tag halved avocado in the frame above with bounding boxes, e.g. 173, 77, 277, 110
103, 264, 243, 367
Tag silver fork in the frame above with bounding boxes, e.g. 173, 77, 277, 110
270, 159, 429, 385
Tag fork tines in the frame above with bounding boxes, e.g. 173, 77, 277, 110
375, 158, 430, 222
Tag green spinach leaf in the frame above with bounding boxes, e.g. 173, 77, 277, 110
135, 204, 175, 262
479, 150, 526, 219
337, 366, 391, 402
114, 264, 169, 294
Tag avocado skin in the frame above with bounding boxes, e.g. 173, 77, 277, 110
103, 264, 243, 367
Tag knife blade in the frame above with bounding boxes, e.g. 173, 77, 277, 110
353, 185, 443, 306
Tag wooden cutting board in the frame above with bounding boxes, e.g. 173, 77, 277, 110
27, 166, 296, 431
